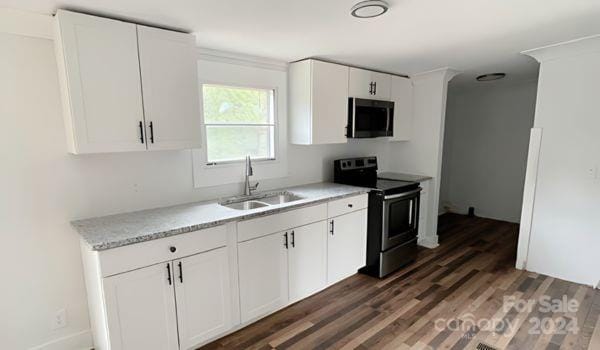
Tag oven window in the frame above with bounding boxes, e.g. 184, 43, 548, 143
387, 199, 413, 238
355, 105, 389, 133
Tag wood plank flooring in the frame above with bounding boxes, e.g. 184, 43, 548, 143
200, 214, 600, 350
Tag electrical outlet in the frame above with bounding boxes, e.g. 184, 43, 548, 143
51, 308, 67, 330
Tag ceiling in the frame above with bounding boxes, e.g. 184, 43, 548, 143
5, 0, 600, 86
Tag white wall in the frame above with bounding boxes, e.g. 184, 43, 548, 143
440, 80, 537, 222
518, 35, 600, 287
0, 30, 392, 349
387, 68, 459, 248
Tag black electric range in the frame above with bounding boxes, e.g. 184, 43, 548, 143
334, 156, 421, 278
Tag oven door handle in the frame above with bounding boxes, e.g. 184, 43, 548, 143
384, 188, 422, 201
408, 200, 413, 225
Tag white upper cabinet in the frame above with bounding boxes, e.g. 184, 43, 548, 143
174, 247, 233, 350
54, 10, 201, 154
54, 10, 146, 154
389, 76, 414, 141
137, 26, 202, 151
103, 262, 179, 350
289, 59, 349, 145
348, 67, 392, 100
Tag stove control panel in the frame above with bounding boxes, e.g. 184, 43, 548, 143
337, 157, 377, 170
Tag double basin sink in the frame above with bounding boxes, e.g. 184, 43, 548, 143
219, 191, 305, 210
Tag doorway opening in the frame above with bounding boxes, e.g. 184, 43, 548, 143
438, 77, 538, 244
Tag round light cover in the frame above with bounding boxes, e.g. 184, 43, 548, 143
476, 73, 506, 81
351, 0, 389, 18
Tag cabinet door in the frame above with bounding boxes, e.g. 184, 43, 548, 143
390, 76, 413, 141
137, 25, 202, 150
174, 247, 233, 349
327, 209, 368, 285
103, 263, 178, 350
238, 232, 289, 322
371, 71, 392, 100
311, 60, 349, 144
348, 67, 374, 99
288, 221, 328, 302
55, 10, 146, 154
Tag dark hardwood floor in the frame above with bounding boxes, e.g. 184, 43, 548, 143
201, 214, 600, 350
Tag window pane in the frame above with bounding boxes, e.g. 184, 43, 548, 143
203, 85, 273, 124
206, 126, 274, 163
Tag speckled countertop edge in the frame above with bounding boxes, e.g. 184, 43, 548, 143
73, 182, 371, 251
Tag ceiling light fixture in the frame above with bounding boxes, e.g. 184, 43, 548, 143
476, 73, 506, 81
351, 0, 389, 18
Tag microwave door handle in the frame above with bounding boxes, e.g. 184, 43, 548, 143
386, 107, 390, 133
352, 98, 356, 138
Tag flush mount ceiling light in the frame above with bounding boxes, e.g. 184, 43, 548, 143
476, 73, 506, 81
351, 0, 389, 18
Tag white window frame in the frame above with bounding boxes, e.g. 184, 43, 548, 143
201, 83, 278, 166
192, 55, 288, 188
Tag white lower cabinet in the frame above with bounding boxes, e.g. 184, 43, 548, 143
103, 262, 179, 350
327, 209, 368, 285
238, 231, 289, 323
238, 220, 329, 321
174, 247, 233, 349
288, 221, 328, 302
84, 195, 368, 349
103, 247, 233, 350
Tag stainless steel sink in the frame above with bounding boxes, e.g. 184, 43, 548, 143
222, 200, 269, 210
259, 192, 304, 205
219, 191, 304, 210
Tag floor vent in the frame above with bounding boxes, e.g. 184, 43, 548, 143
476, 343, 497, 350
475, 343, 498, 350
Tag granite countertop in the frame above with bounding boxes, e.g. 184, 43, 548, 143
73, 182, 370, 251
378, 172, 432, 183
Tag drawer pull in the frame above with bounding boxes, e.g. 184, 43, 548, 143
169, 246, 176, 253
348, 204, 353, 208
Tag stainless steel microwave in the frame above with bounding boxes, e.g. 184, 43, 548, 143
347, 98, 394, 138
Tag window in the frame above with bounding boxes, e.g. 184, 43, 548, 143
202, 84, 276, 164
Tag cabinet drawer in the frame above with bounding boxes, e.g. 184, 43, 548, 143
98, 225, 227, 277
237, 204, 327, 242
327, 194, 368, 218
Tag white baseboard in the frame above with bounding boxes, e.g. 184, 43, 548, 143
418, 236, 439, 249
29, 330, 93, 350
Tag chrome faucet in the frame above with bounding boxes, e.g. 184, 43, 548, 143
244, 156, 259, 196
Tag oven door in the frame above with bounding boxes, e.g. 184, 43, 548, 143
381, 188, 421, 251
348, 98, 394, 138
